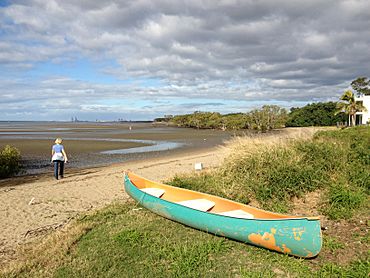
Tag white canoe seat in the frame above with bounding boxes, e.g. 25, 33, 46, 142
176, 199, 215, 212
141, 188, 165, 198
216, 209, 255, 219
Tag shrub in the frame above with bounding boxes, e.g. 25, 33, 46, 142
0, 145, 22, 178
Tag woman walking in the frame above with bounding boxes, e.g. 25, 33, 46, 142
51, 138, 68, 180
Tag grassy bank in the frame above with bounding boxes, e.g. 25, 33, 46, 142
170, 126, 369, 218
1, 127, 369, 277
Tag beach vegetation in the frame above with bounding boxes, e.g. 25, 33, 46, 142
170, 105, 288, 131
165, 101, 350, 130
153, 114, 173, 122
248, 105, 288, 131
169, 126, 369, 216
0, 145, 22, 179
286, 102, 346, 127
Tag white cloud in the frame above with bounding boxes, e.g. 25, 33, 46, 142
0, 0, 369, 120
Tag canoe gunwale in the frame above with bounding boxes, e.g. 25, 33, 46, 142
124, 172, 320, 221
138, 188, 319, 221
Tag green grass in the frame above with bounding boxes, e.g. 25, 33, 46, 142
169, 126, 370, 216
59, 206, 235, 277
323, 184, 367, 220
3, 202, 369, 277
323, 236, 344, 253
316, 258, 370, 278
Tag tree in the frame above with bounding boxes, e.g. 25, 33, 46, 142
189, 112, 222, 129
169, 106, 287, 131
351, 77, 370, 96
154, 115, 173, 123
249, 105, 287, 131
262, 105, 288, 129
286, 102, 346, 127
222, 113, 251, 130
336, 90, 367, 126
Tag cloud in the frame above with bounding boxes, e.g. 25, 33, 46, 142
0, 0, 369, 120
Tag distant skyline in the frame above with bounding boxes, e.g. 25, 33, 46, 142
1, 0, 369, 121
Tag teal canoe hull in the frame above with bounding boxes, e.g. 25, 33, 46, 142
124, 174, 322, 258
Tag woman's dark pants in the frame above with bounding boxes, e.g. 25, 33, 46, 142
54, 161, 64, 179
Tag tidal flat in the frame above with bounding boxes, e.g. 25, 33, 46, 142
0, 121, 241, 174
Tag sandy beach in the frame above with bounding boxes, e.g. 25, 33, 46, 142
0, 126, 328, 266
0, 146, 228, 265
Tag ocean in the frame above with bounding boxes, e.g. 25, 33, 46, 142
0, 121, 238, 175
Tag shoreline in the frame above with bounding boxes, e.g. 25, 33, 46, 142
0, 127, 329, 265
1, 122, 238, 176
1, 143, 222, 187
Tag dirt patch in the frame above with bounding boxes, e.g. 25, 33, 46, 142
291, 190, 322, 217
318, 214, 369, 265
292, 190, 369, 267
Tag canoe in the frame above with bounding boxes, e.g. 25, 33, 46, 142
124, 172, 322, 258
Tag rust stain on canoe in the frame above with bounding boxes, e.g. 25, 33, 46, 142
248, 228, 292, 254
304, 249, 313, 258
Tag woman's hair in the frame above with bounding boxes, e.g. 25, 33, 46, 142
55, 138, 63, 144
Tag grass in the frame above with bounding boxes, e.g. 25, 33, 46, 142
323, 184, 367, 219
1, 126, 369, 277
323, 236, 344, 253
169, 126, 369, 216
316, 259, 370, 278
55, 205, 234, 277
3, 202, 369, 277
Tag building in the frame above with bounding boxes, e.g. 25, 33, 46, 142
355, 95, 370, 125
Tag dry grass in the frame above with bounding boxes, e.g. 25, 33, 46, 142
1, 221, 93, 277
223, 127, 332, 154
214, 127, 333, 207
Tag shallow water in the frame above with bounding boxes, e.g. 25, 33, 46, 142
101, 141, 185, 154
0, 121, 238, 175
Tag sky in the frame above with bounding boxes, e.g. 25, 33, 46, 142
1, 0, 369, 121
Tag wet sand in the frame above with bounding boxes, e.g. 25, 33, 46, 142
0, 122, 240, 174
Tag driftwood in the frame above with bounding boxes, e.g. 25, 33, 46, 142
24, 218, 72, 238
28, 197, 35, 205
1, 187, 15, 193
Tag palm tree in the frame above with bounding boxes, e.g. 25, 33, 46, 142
336, 90, 367, 126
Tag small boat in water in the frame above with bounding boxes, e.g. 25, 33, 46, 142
124, 172, 322, 258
